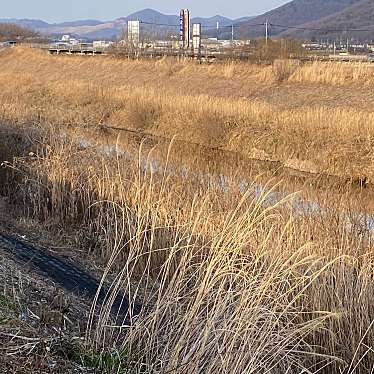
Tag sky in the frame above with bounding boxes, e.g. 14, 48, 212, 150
2, 0, 290, 22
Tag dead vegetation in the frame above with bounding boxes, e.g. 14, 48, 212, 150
0, 221, 91, 373
1, 48, 374, 373
0, 123, 373, 372
0, 23, 38, 42
0, 48, 374, 183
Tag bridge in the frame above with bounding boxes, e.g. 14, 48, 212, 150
4, 43, 374, 63
43, 43, 107, 55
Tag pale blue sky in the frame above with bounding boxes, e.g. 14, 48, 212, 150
2, 0, 290, 22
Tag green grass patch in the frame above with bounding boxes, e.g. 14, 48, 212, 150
0, 293, 15, 310
62, 344, 129, 373
0, 313, 11, 325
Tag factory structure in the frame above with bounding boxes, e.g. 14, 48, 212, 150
127, 20, 140, 46
125, 9, 198, 50
123, 10, 374, 62
124, 9, 249, 58
180, 9, 191, 49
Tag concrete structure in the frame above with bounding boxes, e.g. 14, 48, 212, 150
93, 40, 114, 49
192, 23, 201, 56
47, 42, 106, 55
60, 35, 80, 45
127, 20, 140, 47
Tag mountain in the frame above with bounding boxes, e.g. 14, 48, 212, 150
192, 15, 232, 27
0, 23, 39, 41
56, 20, 103, 27
117, 9, 179, 25
117, 9, 250, 27
0, 9, 253, 40
281, 0, 374, 40
234, 16, 255, 24
238, 0, 362, 38
3, 3, 374, 42
45, 9, 180, 39
0, 18, 50, 29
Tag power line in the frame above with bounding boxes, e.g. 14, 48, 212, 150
139, 20, 265, 29
270, 23, 374, 33
135, 19, 374, 41
137, 19, 374, 33
139, 21, 179, 27
216, 23, 265, 29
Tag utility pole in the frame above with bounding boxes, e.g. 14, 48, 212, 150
345, 28, 349, 53
231, 24, 234, 43
217, 21, 219, 41
265, 20, 269, 45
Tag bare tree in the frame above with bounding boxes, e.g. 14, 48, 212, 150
0, 23, 39, 42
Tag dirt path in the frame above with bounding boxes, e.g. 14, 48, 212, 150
0, 232, 139, 323
0, 197, 140, 372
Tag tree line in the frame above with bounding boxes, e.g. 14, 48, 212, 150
0, 23, 39, 41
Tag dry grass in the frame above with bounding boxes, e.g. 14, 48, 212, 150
1, 48, 374, 373
0, 125, 373, 373
1, 48, 374, 180
272, 59, 301, 82
290, 61, 374, 86
0, 216, 93, 373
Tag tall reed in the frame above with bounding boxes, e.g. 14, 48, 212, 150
4, 127, 374, 373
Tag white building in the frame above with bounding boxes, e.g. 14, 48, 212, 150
93, 41, 114, 49
60, 35, 80, 45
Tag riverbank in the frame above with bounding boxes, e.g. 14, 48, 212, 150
1, 47, 374, 182
2, 48, 374, 372
1, 121, 374, 372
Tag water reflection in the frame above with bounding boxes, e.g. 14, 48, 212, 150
77, 131, 374, 237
